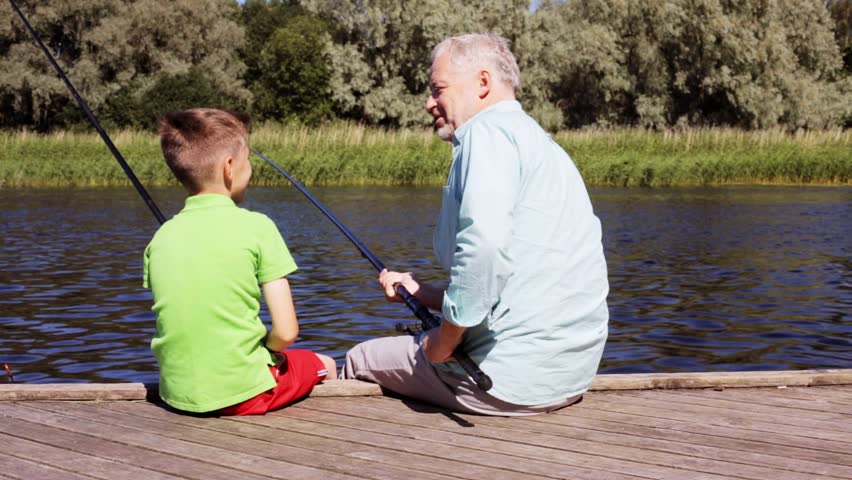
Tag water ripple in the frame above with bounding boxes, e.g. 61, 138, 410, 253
0, 185, 849, 382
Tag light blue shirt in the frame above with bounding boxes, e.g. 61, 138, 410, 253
433, 100, 609, 405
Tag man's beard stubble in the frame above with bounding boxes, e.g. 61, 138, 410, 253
437, 123, 455, 142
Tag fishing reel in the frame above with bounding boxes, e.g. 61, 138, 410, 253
395, 322, 424, 336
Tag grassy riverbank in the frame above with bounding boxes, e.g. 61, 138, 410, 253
1, 125, 849, 187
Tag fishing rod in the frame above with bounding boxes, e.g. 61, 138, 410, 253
252, 148, 493, 391
9, 0, 166, 225
12, 0, 492, 391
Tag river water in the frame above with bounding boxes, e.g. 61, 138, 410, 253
1, 186, 850, 383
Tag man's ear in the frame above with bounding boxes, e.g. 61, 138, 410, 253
478, 69, 492, 99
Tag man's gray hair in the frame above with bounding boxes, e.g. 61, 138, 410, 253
432, 33, 521, 91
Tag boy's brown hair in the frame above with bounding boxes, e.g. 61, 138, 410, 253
159, 109, 251, 192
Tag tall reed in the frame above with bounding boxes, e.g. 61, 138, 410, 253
561, 128, 851, 186
1, 124, 849, 187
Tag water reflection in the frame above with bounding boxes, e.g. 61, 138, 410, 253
1, 186, 849, 383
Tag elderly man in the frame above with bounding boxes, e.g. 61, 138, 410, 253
342, 33, 609, 415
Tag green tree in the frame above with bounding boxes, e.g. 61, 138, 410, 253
0, 0, 116, 129
522, 0, 632, 129
252, 15, 333, 123
0, 0, 248, 131
529, 0, 850, 129
239, 0, 300, 93
302, 0, 531, 126
104, 68, 245, 130
826, 0, 852, 70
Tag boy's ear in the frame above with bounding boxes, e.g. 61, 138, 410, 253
223, 156, 234, 189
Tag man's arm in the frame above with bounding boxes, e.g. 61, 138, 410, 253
378, 269, 467, 364
442, 122, 520, 329
262, 277, 299, 352
422, 320, 466, 363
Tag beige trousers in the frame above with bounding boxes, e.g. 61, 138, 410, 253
341, 334, 581, 416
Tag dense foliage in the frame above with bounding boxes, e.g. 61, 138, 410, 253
1, 0, 850, 131
0, 0, 248, 130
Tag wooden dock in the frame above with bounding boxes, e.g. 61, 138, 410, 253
1, 370, 851, 479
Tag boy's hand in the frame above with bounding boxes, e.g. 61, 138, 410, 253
272, 351, 289, 370
262, 278, 299, 352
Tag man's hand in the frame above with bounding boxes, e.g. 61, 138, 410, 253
379, 268, 447, 310
422, 321, 466, 363
379, 269, 421, 303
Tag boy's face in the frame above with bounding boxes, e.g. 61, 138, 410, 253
230, 143, 252, 204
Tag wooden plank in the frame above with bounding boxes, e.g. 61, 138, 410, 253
812, 388, 852, 401
0, 414, 271, 480
609, 390, 852, 432
0, 402, 357, 480
565, 395, 852, 455
0, 430, 180, 480
745, 386, 852, 402
101, 400, 549, 480
812, 392, 852, 404
636, 389, 852, 421
242, 404, 648, 480
340, 394, 852, 478
334, 396, 852, 478
311, 380, 383, 397
539, 401, 852, 467
2, 369, 851, 401
576, 394, 852, 444
144, 380, 385, 398
762, 390, 852, 408
30, 401, 458, 480
0, 453, 94, 480
0, 383, 149, 401
253, 409, 644, 480
0, 380, 381, 401
5, 390, 849, 480
590, 369, 852, 390
279, 400, 735, 480
665, 388, 852, 415
299, 396, 812, 480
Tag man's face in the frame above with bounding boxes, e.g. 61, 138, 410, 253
426, 52, 480, 141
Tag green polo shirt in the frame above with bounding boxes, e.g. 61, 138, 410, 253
143, 194, 297, 412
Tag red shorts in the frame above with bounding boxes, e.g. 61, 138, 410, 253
217, 349, 327, 416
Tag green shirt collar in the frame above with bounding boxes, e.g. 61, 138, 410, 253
182, 194, 236, 212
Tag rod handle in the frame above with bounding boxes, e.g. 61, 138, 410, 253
395, 284, 493, 391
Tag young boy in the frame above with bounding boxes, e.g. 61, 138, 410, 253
143, 108, 337, 416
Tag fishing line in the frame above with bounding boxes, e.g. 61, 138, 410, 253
9, 0, 166, 225
252, 148, 493, 391
11, 0, 492, 391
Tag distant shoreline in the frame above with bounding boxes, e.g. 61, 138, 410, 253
2, 125, 849, 187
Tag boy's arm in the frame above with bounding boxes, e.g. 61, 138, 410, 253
262, 277, 299, 352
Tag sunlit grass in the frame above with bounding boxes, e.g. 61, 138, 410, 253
559, 127, 851, 186
1, 124, 849, 187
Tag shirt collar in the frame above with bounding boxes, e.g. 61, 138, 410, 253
453, 100, 522, 144
182, 194, 236, 212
